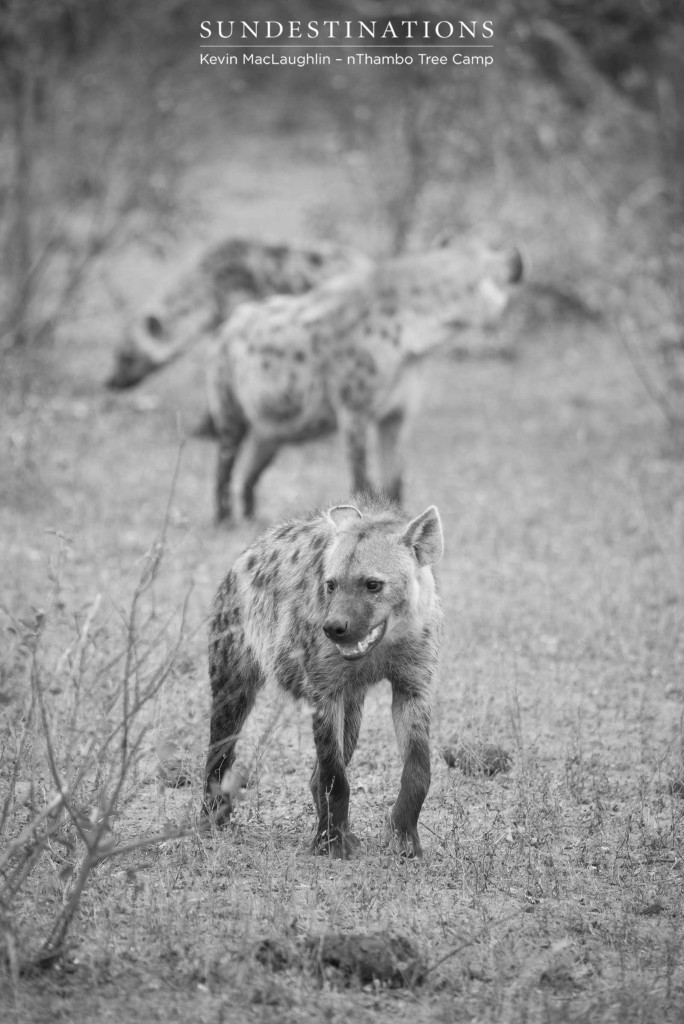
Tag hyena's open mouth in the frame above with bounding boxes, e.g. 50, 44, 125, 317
336, 620, 388, 661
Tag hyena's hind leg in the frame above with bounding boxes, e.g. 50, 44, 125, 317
309, 693, 364, 858
204, 583, 265, 825
385, 678, 432, 858
204, 663, 265, 825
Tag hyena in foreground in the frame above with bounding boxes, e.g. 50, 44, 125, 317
210, 239, 522, 522
204, 497, 444, 859
107, 238, 366, 390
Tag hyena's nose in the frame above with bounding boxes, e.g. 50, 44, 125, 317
323, 616, 349, 641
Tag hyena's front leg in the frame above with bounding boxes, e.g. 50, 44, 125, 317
309, 695, 358, 858
338, 408, 373, 498
215, 412, 248, 525
310, 693, 364, 822
376, 407, 407, 504
342, 693, 365, 766
237, 432, 280, 520
386, 677, 432, 858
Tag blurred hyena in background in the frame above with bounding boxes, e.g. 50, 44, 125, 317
204, 497, 444, 859
106, 237, 368, 391
210, 239, 523, 522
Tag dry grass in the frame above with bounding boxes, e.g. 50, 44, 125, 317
1, 125, 684, 1023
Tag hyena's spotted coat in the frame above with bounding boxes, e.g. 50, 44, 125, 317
204, 497, 444, 859
210, 239, 522, 522
107, 238, 367, 389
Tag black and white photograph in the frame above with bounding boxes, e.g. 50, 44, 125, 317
1, 1, 683, 1021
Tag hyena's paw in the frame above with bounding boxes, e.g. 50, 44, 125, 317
201, 773, 242, 829
201, 794, 233, 830
382, 808, 423, 859
312, 826, 360, 860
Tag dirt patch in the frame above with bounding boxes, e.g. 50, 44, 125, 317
441, 739, 513, 776
306, 931, 426, 987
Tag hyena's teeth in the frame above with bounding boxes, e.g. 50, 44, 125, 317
336, 621, 387, 659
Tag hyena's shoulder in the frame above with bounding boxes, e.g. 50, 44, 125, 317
214, 511, 335, 690
215, 511, 330, 626
239, 512, 331, 592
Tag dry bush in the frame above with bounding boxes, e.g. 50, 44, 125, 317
0, 456, 192, 971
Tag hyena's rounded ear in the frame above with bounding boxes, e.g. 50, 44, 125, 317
327, 504, 363, 529
402, 506, 444, 566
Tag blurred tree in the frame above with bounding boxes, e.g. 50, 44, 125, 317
0, 0, 188, 350
508, 1, 684, 213
0, 0, 63, 346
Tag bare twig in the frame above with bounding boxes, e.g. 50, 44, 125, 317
614, 313, 682, 426
0, 687, 37, 836
0, 791, 67, 875
422, 908, 526, 979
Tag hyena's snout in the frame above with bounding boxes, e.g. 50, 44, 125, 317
107, 351, 154, 389
323, 614, 350, 641
323, 603, 388, 661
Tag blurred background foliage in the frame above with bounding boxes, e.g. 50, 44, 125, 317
0, 0, 683, 420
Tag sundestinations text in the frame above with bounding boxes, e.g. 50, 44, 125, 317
199, 19, 494, 41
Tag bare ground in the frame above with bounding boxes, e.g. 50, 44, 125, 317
1, 129, 684, 1023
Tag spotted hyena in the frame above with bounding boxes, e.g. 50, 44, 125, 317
210, 238, 522, 523
106, 238, 367, 390
204, 497, 444, 859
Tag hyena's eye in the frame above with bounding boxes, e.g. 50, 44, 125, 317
365, 579, 383, 592
325, 579, 336, 593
